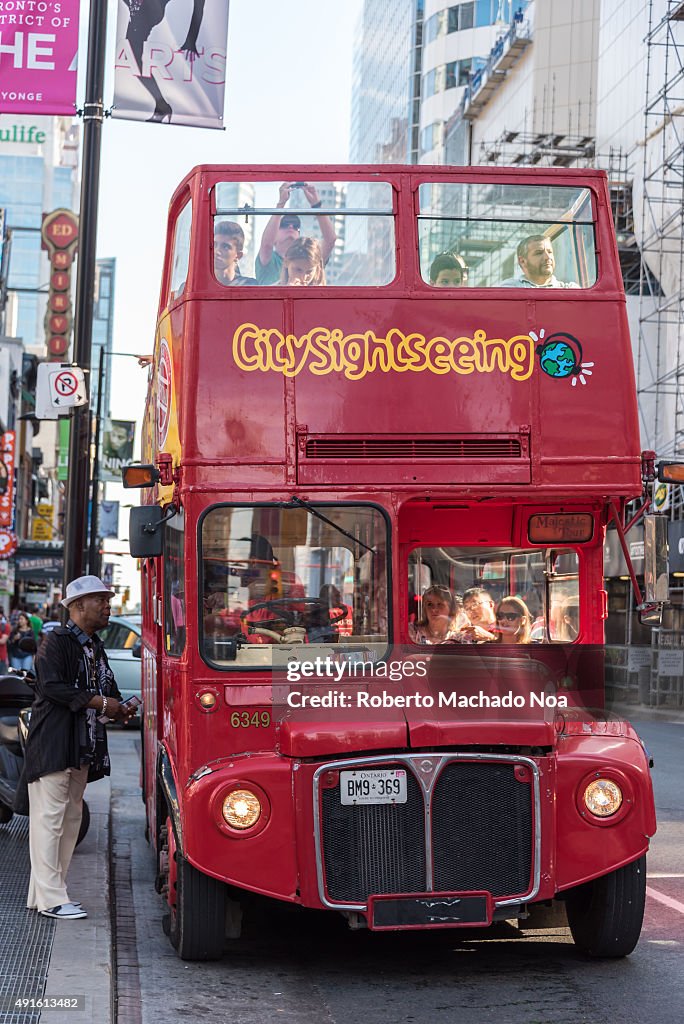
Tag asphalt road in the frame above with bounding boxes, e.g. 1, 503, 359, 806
109, 718, 684, 1024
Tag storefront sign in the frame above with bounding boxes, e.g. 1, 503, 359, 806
0, 431, 16, 527
627, 647, 652, 673
657, 649, 684, 677
41, 208, 78, 360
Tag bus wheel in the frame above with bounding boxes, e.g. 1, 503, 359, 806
165, 818, 226, 961
565, 855, 646, 958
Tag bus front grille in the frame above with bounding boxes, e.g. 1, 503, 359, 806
316, 756, 536, 906
320, 771, 425, 903
431, 762, 533, 897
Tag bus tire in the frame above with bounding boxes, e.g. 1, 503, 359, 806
169, 850, 226, 961
565, 855, 646, 958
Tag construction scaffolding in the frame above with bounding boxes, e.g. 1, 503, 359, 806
637, 0, 684, 469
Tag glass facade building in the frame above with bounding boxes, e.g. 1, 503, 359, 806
0, 117, 79, 352
350, 0, 515, 165
350, 0, 417, 164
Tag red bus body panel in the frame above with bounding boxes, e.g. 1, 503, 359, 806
138, 165, 652, 928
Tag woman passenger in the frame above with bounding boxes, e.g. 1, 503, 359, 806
280, 238, 326, 286
409, 585, 467, 645
494, 596, 532, 644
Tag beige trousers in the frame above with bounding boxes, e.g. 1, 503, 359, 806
27, 766, 89, 911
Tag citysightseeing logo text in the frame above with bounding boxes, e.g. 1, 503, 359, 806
232, 322, 536, 382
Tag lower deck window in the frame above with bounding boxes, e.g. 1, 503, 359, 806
408, 546, 580, 645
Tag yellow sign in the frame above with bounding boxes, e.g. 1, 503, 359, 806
232, 323, 536, 382
32, 503, 54, 541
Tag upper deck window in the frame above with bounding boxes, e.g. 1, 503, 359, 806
213, 180, 395, 287
169, 198, 192, 301
418, 182, 597, 289
200, 503, 389, 669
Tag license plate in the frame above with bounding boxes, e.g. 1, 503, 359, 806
340, 769, 407, 805
369, 892, 492, 930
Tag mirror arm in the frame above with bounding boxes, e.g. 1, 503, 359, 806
143, 503, 178, 534
609, 500, 645, 608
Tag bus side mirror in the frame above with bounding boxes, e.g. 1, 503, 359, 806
644, 513, 669, 603
129, 506, 164, 558
638, 603, 662, 627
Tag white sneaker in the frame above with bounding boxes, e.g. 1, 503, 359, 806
40, 903, 87, 920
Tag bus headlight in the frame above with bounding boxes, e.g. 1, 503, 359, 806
583, 778, 623, 817
221, 788, 261, 830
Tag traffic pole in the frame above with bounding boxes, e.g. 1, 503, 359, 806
62, 0, 109, 593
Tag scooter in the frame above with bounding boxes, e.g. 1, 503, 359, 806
0, 668, 90, 845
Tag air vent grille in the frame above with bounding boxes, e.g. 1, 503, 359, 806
304, 437, 523, 460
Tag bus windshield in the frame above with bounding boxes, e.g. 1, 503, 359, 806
408, 545, 580, 644
200, 504, 389, 667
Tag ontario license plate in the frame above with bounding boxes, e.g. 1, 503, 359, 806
340, 769, 407, 805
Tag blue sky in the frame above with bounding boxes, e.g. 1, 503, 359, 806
98, 0, 362, 429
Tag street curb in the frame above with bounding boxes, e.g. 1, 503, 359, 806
610, 701, 684, 724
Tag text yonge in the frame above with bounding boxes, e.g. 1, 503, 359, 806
0, 124, 46, 144
285, 690, 569, 709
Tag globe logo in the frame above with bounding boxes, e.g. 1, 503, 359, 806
532, 330, 593, 386
539, 339, 578, 379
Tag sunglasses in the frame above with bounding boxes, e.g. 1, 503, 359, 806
497, 611, 521, 622
280, 220, 301, 230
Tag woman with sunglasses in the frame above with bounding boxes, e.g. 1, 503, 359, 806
409, 585, 468, 645
494, 596, 532, 644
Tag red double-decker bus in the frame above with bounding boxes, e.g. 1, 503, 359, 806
126, 164, 658, 961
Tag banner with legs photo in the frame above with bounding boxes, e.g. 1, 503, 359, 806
113, 0, 229, 128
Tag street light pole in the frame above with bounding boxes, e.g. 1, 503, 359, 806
62, 0, 109, 592
87, 350, 147, 580
88, 344, 105, 577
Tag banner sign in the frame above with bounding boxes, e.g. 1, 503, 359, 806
102, 419, 135, 482
113, 0, 229, 128
0, 1, 80, 115
0, 430, 16, 528
100, 501, 120, 539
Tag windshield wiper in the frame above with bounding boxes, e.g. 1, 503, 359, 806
288, 496, 375, 555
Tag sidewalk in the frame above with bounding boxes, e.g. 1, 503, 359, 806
40, 773, 112, 1024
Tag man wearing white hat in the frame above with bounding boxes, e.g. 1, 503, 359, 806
24, 575, 136, 920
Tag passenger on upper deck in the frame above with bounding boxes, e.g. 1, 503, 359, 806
280, 238, 326, 286
501, 235, 579, 289
256, 182, 337, 285
429, 252, 467, 288
214, 221, 256, 286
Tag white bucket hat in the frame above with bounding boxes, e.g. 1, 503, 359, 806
61, 575, 115, 608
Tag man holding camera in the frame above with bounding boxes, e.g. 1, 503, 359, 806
255, 181, 337, 285
24, 575, 136, 920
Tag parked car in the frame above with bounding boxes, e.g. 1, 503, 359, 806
98, 614, 142, 712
